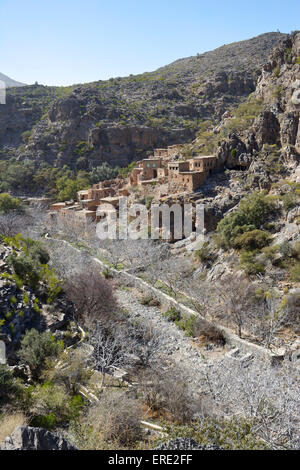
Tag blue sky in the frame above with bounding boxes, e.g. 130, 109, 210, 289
1, 0, 299, 86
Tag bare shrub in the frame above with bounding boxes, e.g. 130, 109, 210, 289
127, 320, 162, 368
0, 413, 28, 444
64, 267, 118, 327
84, 392, 142, 447
194, 322, 226, 346
0, 212, 29, 237
44, 349, 92, 394
138, 366, 195, 424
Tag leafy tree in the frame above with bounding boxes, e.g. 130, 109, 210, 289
56, 175, 89, 201
0, 193, 24, 214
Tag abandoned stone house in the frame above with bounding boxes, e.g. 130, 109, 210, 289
129, 158, 164, 186
50, 145, 217, 220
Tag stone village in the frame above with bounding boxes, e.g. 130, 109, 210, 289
50, 145, 217, 236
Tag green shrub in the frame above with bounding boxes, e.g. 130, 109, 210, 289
0, 193, 24, 214
32, 412, 57, 430
279, 241, 294, 258
90, 163, 119, 183
140, 295, 160, 307
30, 384, 84, 428
239, 251, 265, 276
262, 245, 279, 263
163, 416, 268, 450
221, 99, 264, 136
0, 365, 20, 408
282, 192, 299, 211
289, 262, 300, 282
163, 307, 182, 322
176, 315, 196, 337
233, 230, 271, 251
195, 242, 216, 266
217, 192, 274, 248
7, 252, 41, 289
21, 130, 32, 144
18, 330, 64, 381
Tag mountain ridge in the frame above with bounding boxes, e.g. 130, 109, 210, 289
0, 72, 25, 88
0, 32, 288, 173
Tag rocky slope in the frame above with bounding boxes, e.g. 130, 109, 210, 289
0, 32, 286, 169
184, 31, 300, 170
0, 240, 77, 362
171, 32, 300, 295
0, 72, 25, 89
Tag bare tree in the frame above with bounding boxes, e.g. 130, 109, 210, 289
251, 292, 293, 348
181, 276, 214, 316
64, 267, 117, 328
90, 322, 131, 387
0, 212, 29, 237
128, 239, 170, 286
214, 273, 256, 338
127, 320, 162, 368
47, 211, 89, 243
201, 359, 300, 449
100, 239, 128, 269
159, 255, 194, 300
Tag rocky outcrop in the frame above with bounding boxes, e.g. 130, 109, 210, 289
0, 426, 77, 450
252, 111, 280, 147
212, 32, 300, 171
279, 112, 299, 147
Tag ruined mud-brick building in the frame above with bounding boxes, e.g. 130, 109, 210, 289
49, 143, 218, 221
167, 155, 218, 192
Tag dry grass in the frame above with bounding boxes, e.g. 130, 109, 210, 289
0, 412, 28, 444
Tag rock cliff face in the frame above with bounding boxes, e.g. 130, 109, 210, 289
0, 32, 286, 169
0, 426, 77, 450
206, 32, 300, 174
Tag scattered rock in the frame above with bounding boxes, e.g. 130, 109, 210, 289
154, 438, 223, 450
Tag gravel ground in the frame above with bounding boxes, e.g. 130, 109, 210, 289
116, 287, 227, 388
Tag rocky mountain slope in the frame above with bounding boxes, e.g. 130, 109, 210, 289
0, 72, 25, 89
182, 31, 300, 167
0, 32, 286, 170
0, 238, 77, 362
174, 32, 300, 294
